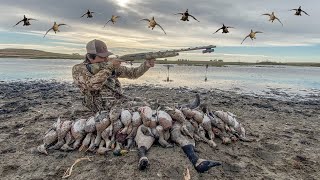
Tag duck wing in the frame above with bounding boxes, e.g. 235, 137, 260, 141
275, 17, 283, 26
156, 23, 167, 35
43, 28, 53, 38
213, 27, 222, 34
140, 18, 150, 22
241, 35, 249, 44
104, 20, 111, 27
302, 10, 310, 16
189, 14, 200, 22
13, 19, 23, 27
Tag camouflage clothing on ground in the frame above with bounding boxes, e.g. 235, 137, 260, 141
72, 61, 150, 112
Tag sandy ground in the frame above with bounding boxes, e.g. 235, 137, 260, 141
0, 80, 319, 180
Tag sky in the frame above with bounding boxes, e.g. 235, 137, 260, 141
0, 0, 319, 62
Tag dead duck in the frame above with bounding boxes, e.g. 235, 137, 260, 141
262, 12, 283, 26
125, 111, 142, 149
60, 131, 75, 151
96, 140, 108, 155
200, 114, 215, 141
81, 9, 95, 18
101, 124, 113, 151
135, 124, 155, 170
181, 107, 196, 119
49, 117, 72, 150
155, 125, 173, 148
241, 29, 263, 44
174, 9, 200, 22
120, 109, 132, 134
192, 110, 204, 124
213, 111, 253, 142
79, 132, 93, 152
164, 107, 194, 139
86, 134, 96, 152
197, 125, 217, 148
171, 122, 195, 147
13, 15, 37, 27
43, 22, 68, 38
71, 118, 86, 149
213, 24, 234, 34
104, 15, 120, 27
37, 129, 57, 155
109, 107, 121, 122
84, 116, 96, 133
140, 17, 166, 35
157, 110, 173, 131
139, 106, 153, 127
94, 111, 111, 147
290, 6, 310, 16
212, 127, 231, 144
111, 119, 124, 143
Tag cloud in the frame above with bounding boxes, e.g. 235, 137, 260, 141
0, 0, 319, 62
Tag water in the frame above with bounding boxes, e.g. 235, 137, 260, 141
0, 58, 319, 98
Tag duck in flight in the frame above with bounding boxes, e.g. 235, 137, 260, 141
43, 22, 68, 38
140, 17, 166, 35
81, 9, 95, 18
13, 15, 37, 27
262, 12, 283, 26
241, 29, 263, 44
174, 9, 200, 22
104, 15, 120, 27
290, 6, 310, 16
213, 24, 234, 34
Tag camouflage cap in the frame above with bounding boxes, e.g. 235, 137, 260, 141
86, 39, 113, 57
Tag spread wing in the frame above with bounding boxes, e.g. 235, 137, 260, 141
275, 17, 283, 26
226, 26, 235, 29
13, 19, 23, 27
156, 23, 167, 35
262, 13, 271, 16
289, 9, 298, 11
241, 35, 249, 44
140, 18, 150, 22
254, 31, 263, 34
43, 28, 53, 38
81, 13, 87, 18
213, 27, 222, 34
28, 18, 37, 21
302, 10, 310, 16
189, 14, 200, 22
104, 20, 111, 27
174, 13, 183, 15
58, 23, 67, 27
115, 16, 120, 19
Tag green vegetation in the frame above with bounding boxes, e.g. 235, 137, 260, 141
0, 48, 83, 59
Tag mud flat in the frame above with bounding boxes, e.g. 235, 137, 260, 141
0, 80, 319, 180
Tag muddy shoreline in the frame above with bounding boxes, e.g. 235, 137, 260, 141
0, 80, 319, 180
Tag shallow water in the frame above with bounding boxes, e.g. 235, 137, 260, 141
0, 58, 319, 99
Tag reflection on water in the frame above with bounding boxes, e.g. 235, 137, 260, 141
0, 58, 319, 97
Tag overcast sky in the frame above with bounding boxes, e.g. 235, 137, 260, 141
0, 0, 319, 62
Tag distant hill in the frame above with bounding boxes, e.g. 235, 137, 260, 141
0, 48, 83, 59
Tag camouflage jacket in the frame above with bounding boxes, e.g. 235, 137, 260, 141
72, 61, 150, 112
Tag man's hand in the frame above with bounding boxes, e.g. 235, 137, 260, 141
108, 58, 122, 68
145, 59, 155, 68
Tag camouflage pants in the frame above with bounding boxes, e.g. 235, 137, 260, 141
82, 77, 124, 112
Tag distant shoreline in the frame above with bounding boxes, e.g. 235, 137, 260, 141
0, 48, 319, 67
1, 57, 319, 67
